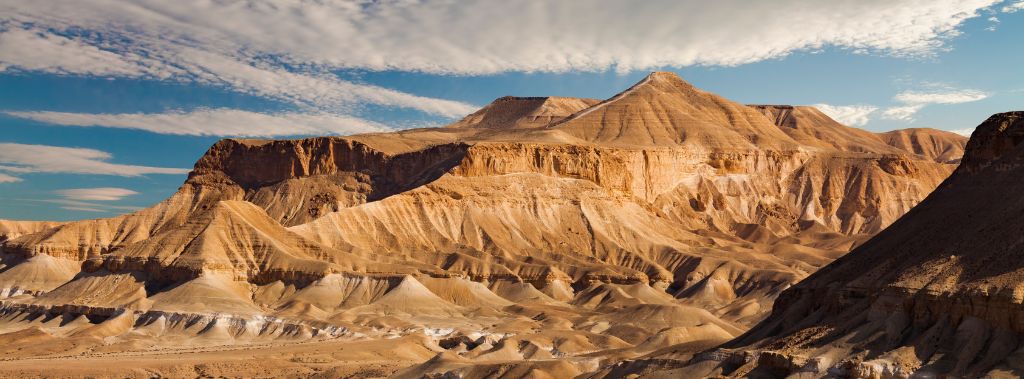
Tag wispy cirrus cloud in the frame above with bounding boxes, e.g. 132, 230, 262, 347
55, 187, 138, 201
44, 188, 142, 213
1003, 1, 1024, 12
0, 172, 21, 183
6, 108, 389, 137
882, 88, 990, 121
0, 28, 477, 118
0, 0, 999, 77
40, 199, 142, 213
881, 105, 927, 121
0, 0, 1000, 134
0, 143, 189, 181
813, 104, 879, 126
892, 89, 990, 105
0, 28, 166, 77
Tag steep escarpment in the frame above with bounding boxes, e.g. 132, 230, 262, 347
190, 137, 470, 226
674, 112, 1024, 378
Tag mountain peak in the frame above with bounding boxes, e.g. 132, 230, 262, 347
549, 71, 794, 148
446, 96, 599, 130
644, 71, 685, 81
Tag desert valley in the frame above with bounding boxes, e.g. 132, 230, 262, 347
4, 71, 1017, 378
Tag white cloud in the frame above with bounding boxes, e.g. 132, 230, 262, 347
55, 187, 138, 201
0, 0, 998, 77
1003, 1, 1024, 12
881, 88, 989, 121
0, 143, 189, 176
0, 172, 21, 183
6, 108, 389, 137
986, 16, 1000, 31
893, 89, 990, 105
881, 105, 926, 121
38, 199, 142, 213
0, 28, 166, 77
813, 104, 878, 126
0, 28, 476, 119
951, 128, 976, 137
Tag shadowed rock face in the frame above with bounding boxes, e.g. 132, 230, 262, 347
0, 72, 970, 378
667, 112, 1024, 378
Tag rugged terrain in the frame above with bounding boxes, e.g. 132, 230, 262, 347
0, 72, 966, 378
630, 112, 1024, 378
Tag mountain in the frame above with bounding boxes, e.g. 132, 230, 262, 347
752, 105, 907, 154
664, 112, 1023, 378
552, 72, 799, 148
0, 220, 62, 243
447, 96, 600, 130
0, 72, 965, 377
880, 127, 968, 163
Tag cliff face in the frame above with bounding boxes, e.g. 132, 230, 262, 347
675, 112, 1024, 378
0, 72, 967, 374
190, 138, 470, 226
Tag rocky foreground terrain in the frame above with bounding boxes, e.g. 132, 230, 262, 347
0, 72, 968, 378
619, 112, 1024, 378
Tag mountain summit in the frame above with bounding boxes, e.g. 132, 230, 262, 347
553, 72, 799, 148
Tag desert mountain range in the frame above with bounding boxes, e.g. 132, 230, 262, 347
0, 72, 972, 377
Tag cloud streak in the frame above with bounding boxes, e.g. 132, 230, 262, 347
40, 199, 143, 213
813, 104, 878, 126
55, 187, 138, 201
0, 172, 21, 183
883, 88, 990, 121
0, 143, 190, 179
1003, 1, 1024, 12
6, 108, 390, 137
893, 89, 990, 105
951, 128, 976, 137
0, 1, 999, 76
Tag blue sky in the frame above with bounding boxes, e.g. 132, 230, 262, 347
0, 0, 1022, 221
